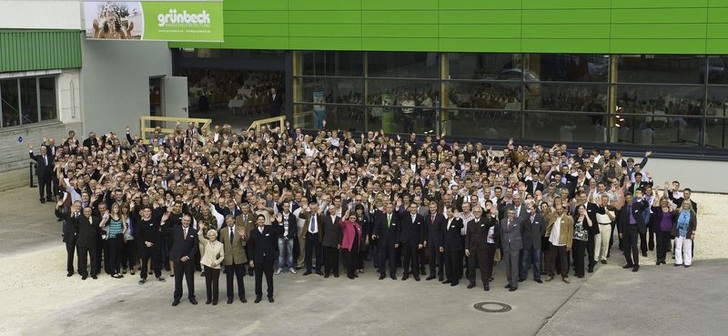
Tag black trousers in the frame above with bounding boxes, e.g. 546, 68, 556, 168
64, 236, 76, 274
107, 236, 123, 274
467, 249, 489, 285
401, 242, 420, 277
623, 226, 640, 266
639, 231, 649, 254
572, 240, 587, 277
482, 244, 497, 282
304, 233, 322, 272
173, 260, 195, 300
225, 263, 246, 300
378, 244, 398, 277
121, 239, 136, 270
444, 249, 462, 283
204, 266, 220, 302
546, 244, 569, 278
655, 230, 672, 263
38, 176, 52, 201
254, 258, 275, 299
647, 226, 656, 251
427, 242, 444, 279
76, 244, 98, 277
323, 245, 340, 276
586, 234, 596, 267
139, 244, 161, 279
341, 249, 359, 277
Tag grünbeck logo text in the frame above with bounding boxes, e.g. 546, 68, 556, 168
157, 9, 211, 27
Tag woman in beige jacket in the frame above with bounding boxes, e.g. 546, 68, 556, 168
199, 223, 224, 305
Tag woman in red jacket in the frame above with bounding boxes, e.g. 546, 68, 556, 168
340, 211, 362, 280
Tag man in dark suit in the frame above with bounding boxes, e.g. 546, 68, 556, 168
55, 199, 80, 277
248, 214, 285, 303
28, 144, 54, 203
75, 206, 102, 280
299, 203, 324, 276
171, 214, 198, 306
465, 206, 499, 290
321, 206, 342, 278
618, 192, 649, 272
442, 206, 464, 286
137, 206, 166, 284
519, 202, 546, 283
268, 87, 283, 117
500, 208, 524, 291
425, 202, 446, 281
399, 203, 426, 281
372, 202, 400, 280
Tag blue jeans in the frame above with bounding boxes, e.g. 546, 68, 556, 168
278, 237, 294, 269
519, 246, 542, 280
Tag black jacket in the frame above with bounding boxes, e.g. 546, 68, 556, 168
248, 222, 285, 263
618, 199, 649, 234
465, 216, 499, 250
521, 213, 546, 250
373, 211, 400, 247
399, 212, 426, 245
169, 225, 198, 261
443, 218, 464, 251
74, 214, 101, 248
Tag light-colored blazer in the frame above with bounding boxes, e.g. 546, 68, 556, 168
198, 229, 225, 269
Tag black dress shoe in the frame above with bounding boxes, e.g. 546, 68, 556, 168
316, 271, 324, 276
268, 297, 274, 303
509, 287, 517, 292
303, 271, 312, 276
438, 276, 444, 282
172, 300, 180, 306
81, 275, 87, 280
632, 266, 639, 272
67, 272, 74, 277
622, 264, 634, 269
426, 275, 436, 281
442, 279, 452, 284
505, 284, 512, 289
379, 274, 386, 280
450, 281, 458, 286
390, 275, 397, 280
518, 278, 525, 282
656, 261, 661, 266
601, 260, 607, 265
241, 297, 247, 303
587, 267, 594, 273
206, 300, 212, 305
91, 275, 98, 280
414, 276, 420, 282
227, 298, 234, 304
333, 273, 339, 278
534, 279, 543, 284
467, 283, 476, 289
189, 298, 198, 305
484, 283, 490, 291
254, 297, 262, 303
212, 301, 218, 306
401, 275, 409, 281
324, 274, 330, 278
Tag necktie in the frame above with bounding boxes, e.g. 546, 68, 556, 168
259, 227, 264, 234
230, 226, 234, 242
387, 214, 392, 228
88, 217, 92, 225
44, 156, 48, 165
431, 214, 435, 224
310, 216, 317, 233
183, 227, 188, 240
508, 219, 512, 229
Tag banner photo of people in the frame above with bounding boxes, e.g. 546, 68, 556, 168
83, 1, 223, 42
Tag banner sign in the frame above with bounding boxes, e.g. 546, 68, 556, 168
83, 1, 223, 42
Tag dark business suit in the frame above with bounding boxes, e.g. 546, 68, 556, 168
137, 213, 164, 280
500, 217, 524, 288
426, 212, 446, 280
321, 215, 342, 277
465, 216, 498, 286
618, 199, 649, 267
519, 213, 546, 281
248, 222, 284, 299
373, 211, 401, 278
399, 212, 426, 280
268, 93, 283, 117
299, 212, 324, 273
29, 151, 53, 202
443, 217, 464, 284
75, 214, 102, 277
170, 225, 198, 301
55, 206, 78, 275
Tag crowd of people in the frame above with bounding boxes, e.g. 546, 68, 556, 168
29, 123, 699, 306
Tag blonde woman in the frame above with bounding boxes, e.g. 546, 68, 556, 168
107, 202, 128, 278
673, 200, 697, 268
198, 223, 225, 305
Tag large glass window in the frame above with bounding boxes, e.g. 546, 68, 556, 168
299, 77, 363, 105
529, 54, 609, 82
303, 51, 363, 77
20, 78, 39, 125
523, 112, 608, 143
1, 79, 20, 127
367, 52, 439, 78
448, 53, 516, 80
39, 77, 57, 121
526, 83, 608, 112
616, 85, 704, 116
617, 55, 704, 84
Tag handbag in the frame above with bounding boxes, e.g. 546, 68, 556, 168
573, 221, 588, 242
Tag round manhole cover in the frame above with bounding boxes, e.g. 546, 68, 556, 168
474, 302, 512, 313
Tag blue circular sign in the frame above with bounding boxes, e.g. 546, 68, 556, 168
17, 136, 23, 143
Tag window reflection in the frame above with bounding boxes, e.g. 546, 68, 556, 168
1, 79, 19, 127
617, 55, 704, 84
368, 52, 439, 78
527, 83, 607, 112
448, 81, 520, 109
616, 85, 703, 116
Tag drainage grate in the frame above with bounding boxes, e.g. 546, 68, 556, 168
473, 302, 512, 313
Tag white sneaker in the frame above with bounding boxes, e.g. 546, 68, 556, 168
289, 268, 297, 274
275, 269, 282, 275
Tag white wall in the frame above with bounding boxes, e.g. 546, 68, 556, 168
637, 157, 728, 194
0, 0, 81, 30
80, 38, 173, 135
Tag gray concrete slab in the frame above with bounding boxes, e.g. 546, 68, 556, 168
0, 187, 61, 256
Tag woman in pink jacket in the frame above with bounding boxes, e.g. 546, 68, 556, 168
340, 211, 362, 280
